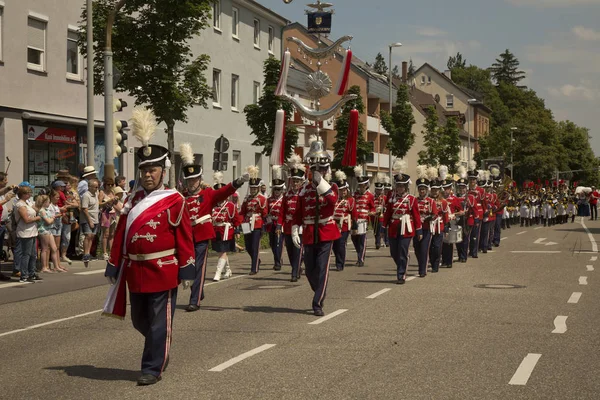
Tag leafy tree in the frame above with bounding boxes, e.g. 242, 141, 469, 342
489, 49, 526, 86
407, 58, 416, 79
331, 85, 371, 172
373, 52, 388, 76
244, 57, 298, 160
557, 121, 600, 186
392, 65, 400, 79
80, 0, 213, 187
381, 84, 415, 159
418, 106, 440, 166
447, 52, 466, 70
438, 117, 461, 173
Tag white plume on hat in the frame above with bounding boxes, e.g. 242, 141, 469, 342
324, 172, 332, 182
468, 160, 477, 172
246, 165, 260, 179
213, 171, 224, 184
416, 165, 427, 179
427, 166, 438, 181
439, 165, 448, 180
376, 172, 386, 183
335, 170, 347, 182
179, 143, 195, 166
483, 170, 491, 181
457, 165, 467, 179
288, 153, 306, 172
477, 169, 485, 180
130, 108, 157, 148
272, 165, 283, 180
354, 166, 363, 177
491, 167, 500, 178
393, 159, 407, 174
384, 176, 391, 184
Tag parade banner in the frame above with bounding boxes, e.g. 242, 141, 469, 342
27, 125, 77, 144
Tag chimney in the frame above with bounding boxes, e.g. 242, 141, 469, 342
443, 70, 452, 81
402, 61, 408, 84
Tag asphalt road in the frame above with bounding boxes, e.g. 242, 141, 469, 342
1, 218, 600, 399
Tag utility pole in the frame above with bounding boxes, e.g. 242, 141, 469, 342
103, 0, 127, 180
86, 0, 95, 167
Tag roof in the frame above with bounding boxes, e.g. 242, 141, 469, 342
243, 0, 290, 25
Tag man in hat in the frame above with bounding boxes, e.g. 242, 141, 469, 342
78, 166, 97, 197
241, 169, 268, 276
352, 167, 375, 267
291, 135, 340, 316
178, 143, 249, 312
414, 168, 437, 277
103, 110, 196, 386
480, 179, 495, 253
372, 174, 388, 250
332, 171, 356, 271
281, 155, 306, 282
467, 168, 486, 258
442, 175, 463, 267
429, 175, 450, 273
267, 166, 285, 271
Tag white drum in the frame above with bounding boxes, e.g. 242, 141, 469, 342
444, 220, 463, 244
241, 223, 252, 234
357, 220, 368, 235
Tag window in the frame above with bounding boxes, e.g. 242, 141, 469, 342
232, 7, 239, 38
233, 150, 241, 181
213, 0, 221, 31
253, 19, 260, 48
0, 6, 4, 61
421, 75, 426, 84
268, 26, 274, 53
427, 75, 432, 83
231, 74, 239, 110
66, 28, 81, 79
27, 17, 47, 71
446, 94, 454, 108
212, 69, 221, 107
253, 81, 260, 104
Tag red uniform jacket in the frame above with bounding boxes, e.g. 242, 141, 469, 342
445, 194, 463, 214
486, 193, 497, 221
186, 184, 237, 243
383, 193, 422, 238
431, 198, 450, 235
353, 190, 376, 222
469, 187, 486, 221
462, 193, 478, 226
106, 188, 195, 294
373, 194, 387, 222
416, 196, 439, 231
240, 193, 268, 230
266, 194, 284, 232
281, 189, 301, 235
334, 196, 357, 233
211, 201, 239, 241
293, 182, 340, 244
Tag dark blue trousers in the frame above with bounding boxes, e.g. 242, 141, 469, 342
429, 233, 444, 272
469, 220, 481, 258
389, 236, 412, 280
284, 234, 303, 279
244, 229, 262, 273
351, 234, 367, 263
493, 216, 502, 246
269, 230, 284, 268
442, 242, 454, 266
374, 223, 383, 248
130, 288, 177, 377
304, 241, 333, 312
333, 231, 350, 270
189, 241, 208, 306
458, 226, 470, 261
413, 230, 432, 276
480, 221, 491, 252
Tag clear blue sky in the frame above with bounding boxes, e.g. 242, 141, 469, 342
268, 0, 600, 155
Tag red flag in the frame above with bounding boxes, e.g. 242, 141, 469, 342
342, 109, 359, 167
335, 49, 353, 96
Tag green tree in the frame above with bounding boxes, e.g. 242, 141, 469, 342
392, 65, 400, 79
418, 106, 440, 166
80, 0, 213, 187
331, 85, 371, 172
381, 84, 415, 159
557, 121, 600, 186
439, 116, 461, 173
489, 49, 526, 86
244, 57, 299, 160
408, 58, 416, 79
373, 52, 388, 75
447, 52, 466, 70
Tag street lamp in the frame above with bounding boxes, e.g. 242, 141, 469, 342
510, 127, 518, 180
388, 42, 402, 178
466, 98, 478, 165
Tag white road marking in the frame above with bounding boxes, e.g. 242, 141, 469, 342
366, 288, 392, 299
308, 309, 348, 325
552, 316, 568, 334
534, 227, 543, 230
510, 251, 561, 254
517, 231, 527, 235
501, 237, 508, 240
509, 353, 542, 385
209, 344, 276, 372
579, 276, 588, 285
0, 282, 33, 289
591, 256, 598, 262
74, 269, 105, 275
0, 309, 102, 338
205, 274, 248, 287
545, 242, 558, 246
568, 292, 582, 304
406, 276, 417, 281
587, 265, 595, 272
534, 238, 546, 244
580, 219, 598, 253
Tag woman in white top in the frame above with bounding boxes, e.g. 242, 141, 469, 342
15, 186, 41, 283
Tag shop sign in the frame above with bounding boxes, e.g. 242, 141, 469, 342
27, 125, 77, 144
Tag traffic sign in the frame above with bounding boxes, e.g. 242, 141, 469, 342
215, 135, 230, 153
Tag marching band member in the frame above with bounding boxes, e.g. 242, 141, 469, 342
373, 174, 388, 249
441, 166, 464, 268
456, 174, 474, 263
241, 166, 268, 275
483, 176, 496, 253
413, 166, 438, 277
429, 167, 451, 273
332, 170, 356, 271
352, 166, 376, 267
103, 108, 195, 386
291, 135, 339, 316
383, 160, 422, 284
467, 163, 485, 258
383, 176, 392, 247
179, 143, 247, 312
281, 155, 306, 282
491, 168, 504, 247
211, 172, 240, 281
267, 166, 285, 271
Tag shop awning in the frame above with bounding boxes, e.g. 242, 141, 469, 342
21, 111, 105, 128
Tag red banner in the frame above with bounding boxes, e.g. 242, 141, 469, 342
28, 125, 77, 144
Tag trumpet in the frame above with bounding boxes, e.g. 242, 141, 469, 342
496, 176, 514, 206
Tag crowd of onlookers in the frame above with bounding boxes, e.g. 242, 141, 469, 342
0, 167, 130, 283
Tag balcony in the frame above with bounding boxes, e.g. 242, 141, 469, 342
366, 152, 390, 170
367, 115, 389, 136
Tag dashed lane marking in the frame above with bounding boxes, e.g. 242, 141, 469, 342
517, 231, 527, 235
209, 344, 276, 372
534, 227, 543, 230
581, 219, 598, 253
0, 309, 103, 338
509, 353, 542, 385
591, 256, 598, 262
406, 276, 417, 282
501, 237, 508, 240
552, 316, 568, 334
587, 265, 595, 272
308, 309, 348, 325
510, 251, 561, 254
74, 269, 105, 275
579, 276, 588, 285
567, 292, 582, 304
366, 288, 392, 299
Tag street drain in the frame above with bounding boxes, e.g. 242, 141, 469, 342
474, 284, 526, 289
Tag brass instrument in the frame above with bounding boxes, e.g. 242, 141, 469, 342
496, 176, 514, 205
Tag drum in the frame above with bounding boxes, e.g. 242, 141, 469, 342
357, 220, 367, 235
443, 220, 463, 244
241, 223, 252, 234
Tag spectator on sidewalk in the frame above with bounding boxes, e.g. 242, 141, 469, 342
0, 172, 16, 281
78, 166, 98, 198
99, 177, 118, 261
116, 176, 127, 191
61, 178, 80, 264
36, 195, 66, 273
81, 179, 100, 263
14, 186, 41, 283
590, 187, 599, 221
48, 189, 69, 271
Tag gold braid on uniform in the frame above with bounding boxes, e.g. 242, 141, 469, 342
168, 193, 186, 227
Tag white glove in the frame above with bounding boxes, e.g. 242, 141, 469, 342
106, 276, 117, 285
312, 171, 322, 186
292, 225, 301, 249
182, 280, 193, 290
241, 173, 250, 182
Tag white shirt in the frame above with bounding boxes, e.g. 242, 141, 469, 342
15, 200, 38, 238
